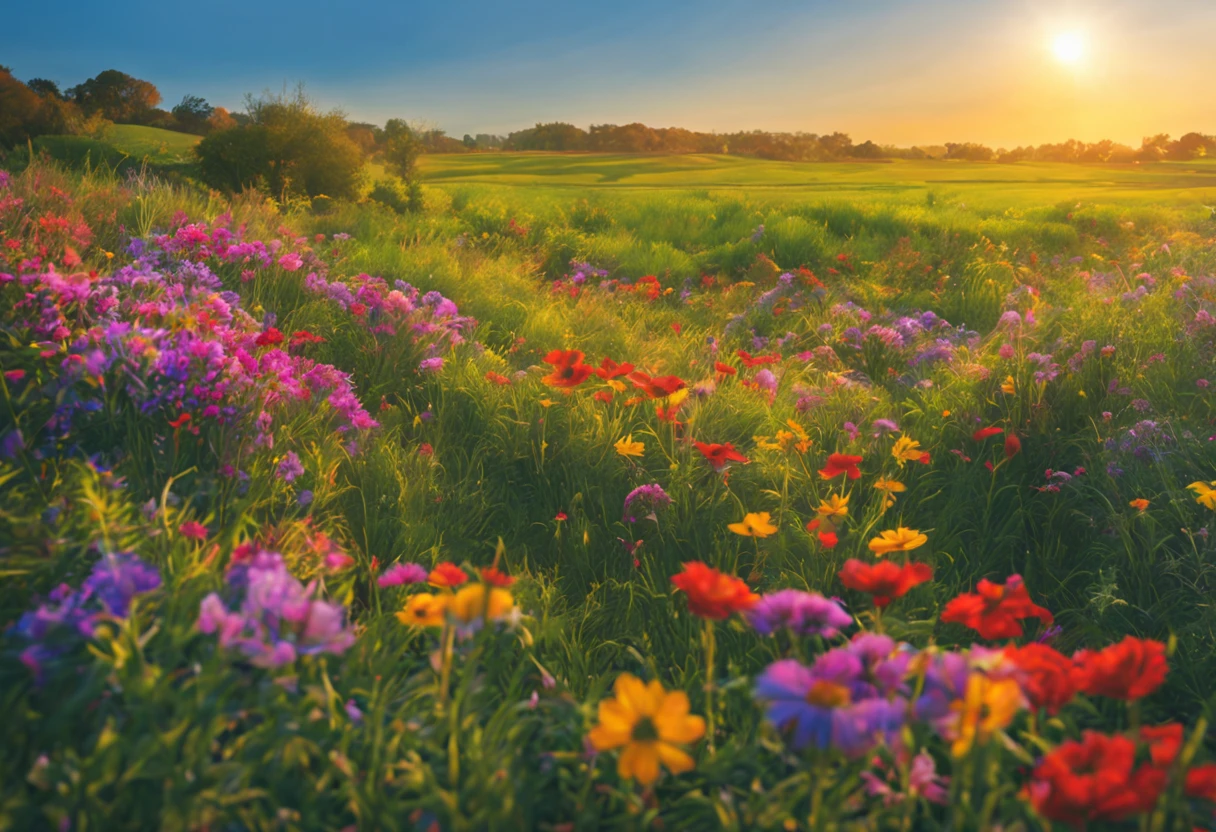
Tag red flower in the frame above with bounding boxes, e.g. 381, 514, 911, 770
428, 563, 469, 588
694, 441, 749, 470
168, 412, 192, 428
1003, 644, 1077, 715
1072, 636, 1168, 701
1026, 731, 1167, 827
1185, 764, 1216, 802
804, 518, 839, 548
714, 361, 737, 378
179, 521, 208, 541
940, 574, 1053, 640
838, 559, 932, 609
542, 349, 593, 388
593, 391, 613, 403
627, 371, 685, 399
736, 349, 780, 368
1004, 433, 1022, 458
255, 327, 284, 347
671, 322, 682, 334
818, 453, 864, 480
290, 330, 325, 349
349, 302, 367, 316
479, 566, 515, 587
594, 357, 635, 380
554, 511, 568, 522
972, 426, 1004, 441
670, 561, 758, 620
1139, 723, 1183, 768
485, 371, 511, 385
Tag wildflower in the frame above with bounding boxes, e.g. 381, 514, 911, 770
940, 574, 1053, 640
972, 426, 1004, 441
818, 453, 863, 480
555, 511, 568, 521
587, 673, 705, 786
628, 371, 685, 398
805, 518, 839, 548
1185, 765, 1216, 802
1129, 498, 1149, 512
1025, 732, 1166, 826
694, 441, 749, 471
1004, 433, 1022, 458
891, 436, 930, 466
428, 563, 469, 589
670, 562, 758, 620
378, 562, 428, 588
81, 553, 162, 618
622, 484, 672, 523
614, 435, 645, 458
447, 584, 515, 635
754, 658, 906, 755
817, 494, 850, 520
168, 413, 192, 429
838, 559, 933, 608
949, 674, 1023, 756
419, 357, 444, 373
1000, 375, 1016, 395
277, 451, 304, 483
180, 521, 207, 541
594, 357, 635, 379
1003, 643, 1078, 715
478, 566, 515, 586
542, 349, 593, 388
1072, 636, 1167, 701
297, 490, 313, 506
745, 590, 852, 638
4, 369, 26, 383
867, 527, 928, 556
728, 512, 778, 538
714, 361, 736, 379
737, 349, 780, 367
873, 478, 906, 509
255, 327, 284, 347
278, 252, 303, 271
1187, 480, 1216, 509
396, 593, 447, 627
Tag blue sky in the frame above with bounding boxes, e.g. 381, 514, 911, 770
4, 0, 1214, 146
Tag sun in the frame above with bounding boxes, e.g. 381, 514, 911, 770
1051, 31, 1087, 66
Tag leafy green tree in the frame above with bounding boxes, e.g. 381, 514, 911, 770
380, 118, 422, 179
26, 78, 62, 99
67, 70, 161, 123
171, 95, 214, 134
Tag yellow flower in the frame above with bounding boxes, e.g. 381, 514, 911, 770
447, 584, 515, 627
587, 673, 706, 786
868, 526, 928, 556
728, 512, 778, 538
539, 398, 555, 408
1129, 498, 1149, 512
873, 478, 907, 510
950, 674, 1023, 757
1188, 481, 1216, 510
615, 435, 645, 458
753, 435, 782, 451
891, 435, 927, 466
666, 388, 689, 408
396, 593, 447, 627
786, 419, 813, 453
816, 494, 850, 520
607, 379, 627, 392
1000, 376, 1016, 395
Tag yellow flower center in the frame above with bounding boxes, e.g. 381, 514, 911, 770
805, 681, 851, 708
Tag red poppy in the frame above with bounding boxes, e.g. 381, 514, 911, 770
1003, 644, 1077, 715
1004, 433, 1022, 458
655, 402, 683, 425
972, 426, 1004, 441
1025, 731, 1166, 827
1139, 723, 1183, 768
818, 453, 864, 480
838, 559, 932, 609
1072, 636, 1168, 701
1185, 764, 1216, 802
594, 357, 635, 380
627, 371, 685, 399
168, 412, 192, 428
736, 349, 780, 368
485, 371, 512, 385
670, 561, 758, 620
714, 361, 737, 378
694, 441, 749, 470
479, 566, 516, 587
593, 390, 613, 403
940, 574, 1053, 640
542, 349, 593, 388
428, 563, 469, 588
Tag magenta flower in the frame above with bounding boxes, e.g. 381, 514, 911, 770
746, 589, 852, 638
378, 562, 428, 587
278, 252, 303, 271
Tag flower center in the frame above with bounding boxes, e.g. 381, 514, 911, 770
805, 681, 851, 709
631, 716, 659, 742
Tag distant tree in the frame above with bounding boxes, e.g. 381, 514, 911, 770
1138, 134, 1171, 161
0, 67, 76, 146
851, 140, 886, 159
1170, 132, 1213, 160
208, 107, 237, 132
27, 78, 62, 99
346, 122, 379, 155
510, 122, 587, 151
381, 118, 422, 179
944, 142, 995, 161
171, 95, 214, 134
817, 132, 855, 158
68, 70, 161, 123
462, 134, 476, 149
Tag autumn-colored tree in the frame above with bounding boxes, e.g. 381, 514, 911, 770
68, 70, 161, 123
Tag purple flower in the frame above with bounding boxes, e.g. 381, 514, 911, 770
1, 428, 24, 459
378, 562, 428, 588
871, 418, 899, 435
419, 357, 444, 373
753, 369, 778, 397
623, 483, 672, 523
746, 590, 852, 638
83, 552, 162, 617
277, 451, 304, 483
297, 490, 313, 506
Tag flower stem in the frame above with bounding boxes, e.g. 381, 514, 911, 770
704, 618, 716, 755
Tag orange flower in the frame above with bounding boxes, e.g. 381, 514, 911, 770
736, 349, 780, 368
479, 566, 515, 586
1004, 433, 1022, 459
594, 357, 635, 379
714, 361, 737, 379
1129, 498, 1149, 512
940, 574, 1053, 639
838, 559, 932, 608
628, 371, 685, 399
670, 561, 758, 620
972, 426, 1004, 441
818, 453, 863, 480
428, 563, 469, 588
542, 349, 593, 388
693, 441, 749, 471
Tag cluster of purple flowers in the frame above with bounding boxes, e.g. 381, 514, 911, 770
12, 552, 161, 682
745, 589, 852, 637
198, 550, 356, 667
622, 483, 672, 523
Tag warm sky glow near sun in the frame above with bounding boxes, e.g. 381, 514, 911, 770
2, 0, 1214, 147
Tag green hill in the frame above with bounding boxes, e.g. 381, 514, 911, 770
30, 124, 200, 172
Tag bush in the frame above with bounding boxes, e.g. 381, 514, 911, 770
367, 177, 412, 213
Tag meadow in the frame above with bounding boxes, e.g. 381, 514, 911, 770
3, 146, 1216, 830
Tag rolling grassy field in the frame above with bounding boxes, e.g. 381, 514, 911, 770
4, 149, 1216, 829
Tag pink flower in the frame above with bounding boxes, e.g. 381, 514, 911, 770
377, 562, 428, 587
4, 369, 25, 383
278, 252, 303, 272
180, 521, 208, 541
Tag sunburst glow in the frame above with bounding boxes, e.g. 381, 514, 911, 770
1051, 31, 1086, 66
